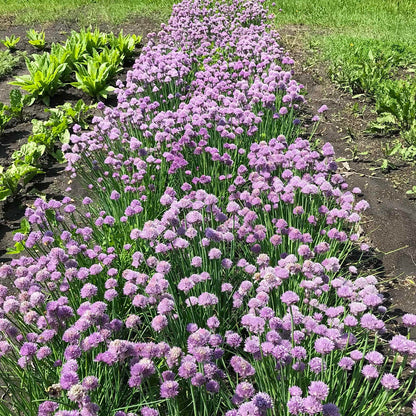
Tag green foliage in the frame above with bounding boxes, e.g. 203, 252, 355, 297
0, 102, 12, 134
1, 34, 20, 50
9, 53, 67, 105
28, 117, 69, 163
26, 29, 46, 50
370, 78, 416, 158
77, 27, 108, 54
108, 30, 142, 59
46, 99, 96, 129
26, 100, 93, 163
49, 42, 74, 81
11, 141, 46, 166
375, 78, 416, 133
329, 48, 395, 95
0, 90, 33, 134
0, 50, 23, 78
91, 46, 124, 77
0, 162, 43, 201
72, 59, 115, 99
406, 185, 416, 196
10, 27, 142, 104
59, 35, 87, 70
9, 89, 35, 119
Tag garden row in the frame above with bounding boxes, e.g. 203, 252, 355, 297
0, 0, 415, 415
327, 42, 416, 179
0, 28, 141, 203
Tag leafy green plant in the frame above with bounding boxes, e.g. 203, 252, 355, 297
21, 100, 94, 164
108, 30, 142, 59
9, 89, 35, 119
0, 50, 23, 78
72, 59, 115, 99
0, 162, 43, 201
406, 185, 416, 196
91, 47, 124, 77
26, 29, 46, 50
9, 53, 67, 105
0, 102, 12, 134
49, 42, 73, 80
77, 27, 108, 54
46, 99, 96, 129
28, 117, 69, 163
11, 141, 46, 166
60, 35, 87, 69
329, 49, 394, 95
1, 35, 20, 51
374, 78, 416, 134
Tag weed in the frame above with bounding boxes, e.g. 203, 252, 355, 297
0, 50, 23, 78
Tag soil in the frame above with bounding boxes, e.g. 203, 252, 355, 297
0, 16, 161, 262
279, 25, 416, 314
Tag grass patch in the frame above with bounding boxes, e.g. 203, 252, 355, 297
270, 0, 416, 42
0, 0, 175, 25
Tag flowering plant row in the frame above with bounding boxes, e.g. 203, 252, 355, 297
0, 0, 415, 415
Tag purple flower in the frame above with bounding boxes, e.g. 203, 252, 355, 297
141, 407, 159, 416
230, 356, 255, 378
381, 373, 399, 390
302, 396, 323, 414
308, 381, 329, 401
160, 380, 179, 398
308, 357, 326, 374
206, 379, 220, 394
338, 357, 355, 371
20, 342, 37, 356
360, 313, 385, 331
80, 283, 98, 299
364, 351, 384, 366
280, 291, 299, 305
60, 371, 79, 390
402, 314, 416, 328
191, 256, 202, 267
151, 315, 168, 332
288, 396, 304, 415
252, 392, 273, 411
323, 403, 340, 416
314, 337, 335, 355
82, 376, 99, 391
361, 364, 379, 379
38, 401, 59, 416
235, 382, 255, 400
208, 248, 222, 260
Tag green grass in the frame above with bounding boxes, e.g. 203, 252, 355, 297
270, 0, 416, 42
268, 0, 416, 76
0, 0, 175, 25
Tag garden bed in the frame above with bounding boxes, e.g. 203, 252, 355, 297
0, 1, 416, 415
0, 17, 160, 261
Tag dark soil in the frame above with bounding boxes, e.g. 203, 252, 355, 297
0, 16, 161, 262
280, 25, 416, 313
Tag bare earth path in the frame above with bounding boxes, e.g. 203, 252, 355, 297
280, 26, 416, 314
